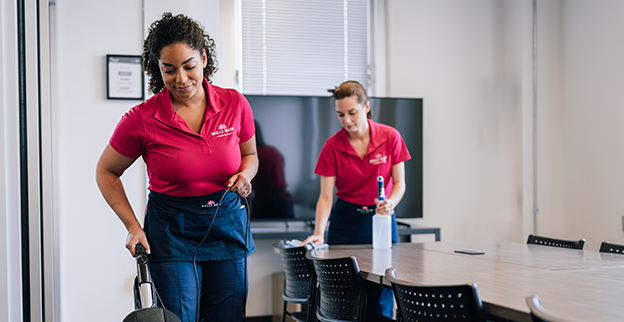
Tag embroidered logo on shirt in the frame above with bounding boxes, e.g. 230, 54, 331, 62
211, 123, 235, 138
201, 200, 218, 208
369, 153, 387, 165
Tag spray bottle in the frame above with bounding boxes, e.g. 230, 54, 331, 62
372, 176, 392, 248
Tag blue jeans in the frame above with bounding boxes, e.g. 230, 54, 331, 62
364, 280, 395, 318
327, 198, 398, 318
149, 258, 247, 322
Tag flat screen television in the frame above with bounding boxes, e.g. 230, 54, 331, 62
246, 94, 423, 221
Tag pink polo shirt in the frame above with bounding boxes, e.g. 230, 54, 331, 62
110, 79, 255, 197
314, 119, 411, 205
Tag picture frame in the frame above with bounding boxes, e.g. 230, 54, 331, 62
106, 54, 145, 100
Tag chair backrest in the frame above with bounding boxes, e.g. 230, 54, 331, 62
385, 268, 484, 322
526, 295, 569, 322
306, 249, 366, 322
599, 241, 624, 254
526, 234, 585, 250
273, 240, 314, 302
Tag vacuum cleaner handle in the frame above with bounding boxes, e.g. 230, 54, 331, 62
135, 243, 155, 308
136, 244, 149, 283
123, 244, 182, 322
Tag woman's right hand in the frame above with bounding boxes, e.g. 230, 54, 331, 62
126, 227, 150, 257
301, 233, 324, 247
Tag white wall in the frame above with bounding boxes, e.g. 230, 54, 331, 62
384, 0, 533, 243
558, 1, 624, 250
386, 0, 624, 252
55, 1, 146, 321
533, 0, 566, 241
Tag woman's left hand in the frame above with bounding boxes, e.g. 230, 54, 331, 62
228, 172, 252, 197
374, 198, 394, 215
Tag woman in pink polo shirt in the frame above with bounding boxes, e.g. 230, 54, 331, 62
96, 13, 257, 322
302, 80, 411, 318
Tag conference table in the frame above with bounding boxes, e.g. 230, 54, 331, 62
313, 240, 624, 322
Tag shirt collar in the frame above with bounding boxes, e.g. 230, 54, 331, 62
153, 78, 226, 129
335, 119, 381, 156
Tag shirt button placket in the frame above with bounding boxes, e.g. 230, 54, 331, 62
198, 137, 208, 152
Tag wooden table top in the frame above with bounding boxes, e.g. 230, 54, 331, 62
313, 241, 624, 322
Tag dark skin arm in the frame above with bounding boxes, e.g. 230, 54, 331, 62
95, 144, 146, 256
227, 135, 259, 197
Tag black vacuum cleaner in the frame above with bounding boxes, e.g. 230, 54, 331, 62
122, 244, 181, 322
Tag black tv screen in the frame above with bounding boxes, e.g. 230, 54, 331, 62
247, 94, 423, 221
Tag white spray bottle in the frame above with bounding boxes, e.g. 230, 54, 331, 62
372, 176, 392, 248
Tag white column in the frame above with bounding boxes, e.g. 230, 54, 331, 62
1, 0, 25, 321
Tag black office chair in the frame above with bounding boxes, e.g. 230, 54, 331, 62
385, 268, 485, 322
526, 295, 570, 322
274, 240, 315, 322
526, 234, 585, 250
599, 241, 624, 254
305, 249, 367, 322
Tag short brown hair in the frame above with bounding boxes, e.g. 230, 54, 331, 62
333, 80, 371, 119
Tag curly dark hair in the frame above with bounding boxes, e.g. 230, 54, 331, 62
143, 12, 218, 95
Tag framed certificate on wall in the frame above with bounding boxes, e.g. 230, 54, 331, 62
106, 55, 144, 100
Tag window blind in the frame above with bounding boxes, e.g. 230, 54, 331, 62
241, 0, 370, 95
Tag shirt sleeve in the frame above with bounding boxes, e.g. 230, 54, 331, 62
314, 140, 337, 177
237, 91, 255, 143
390, 128, 411, 165
109, 107, 145, 159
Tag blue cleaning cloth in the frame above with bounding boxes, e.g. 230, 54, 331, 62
284, 239, 329, 250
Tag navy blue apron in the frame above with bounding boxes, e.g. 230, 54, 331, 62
326, 198, 399, 245
144, 190, 255, 262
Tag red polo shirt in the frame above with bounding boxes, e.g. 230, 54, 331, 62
110, 79, 255, 197
314, 119, 411, 205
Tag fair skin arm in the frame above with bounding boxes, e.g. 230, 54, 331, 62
374, 162, 406, 215
301, 176, 336, 246
95, 144, 146, 256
